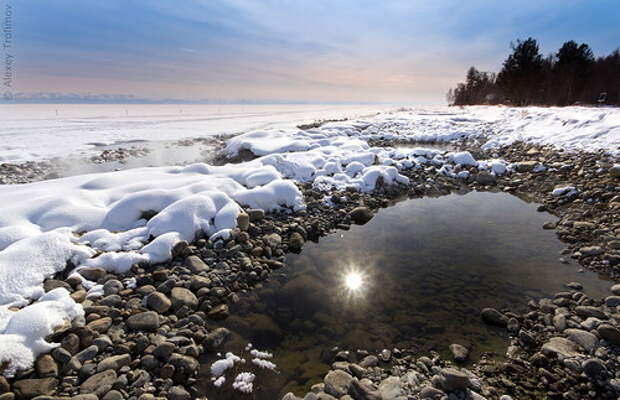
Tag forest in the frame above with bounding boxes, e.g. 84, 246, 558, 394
447, 38, 620, 106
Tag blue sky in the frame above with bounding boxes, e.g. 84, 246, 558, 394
8, 0, 620, 103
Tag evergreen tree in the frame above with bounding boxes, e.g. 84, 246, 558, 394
496, 38, 544, 105
554, 41, 594, 105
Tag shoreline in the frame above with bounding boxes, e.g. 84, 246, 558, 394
0, 134, 618, 399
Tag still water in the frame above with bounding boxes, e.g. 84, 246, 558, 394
200, 191, 610, 398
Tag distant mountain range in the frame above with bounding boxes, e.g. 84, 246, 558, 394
1, 92, 376, 105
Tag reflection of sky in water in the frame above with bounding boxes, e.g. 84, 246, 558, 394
200, 191, 611, 399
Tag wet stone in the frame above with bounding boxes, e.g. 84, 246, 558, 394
349, 207, 373, 225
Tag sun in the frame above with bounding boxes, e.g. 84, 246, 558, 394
344, 271, 364, 291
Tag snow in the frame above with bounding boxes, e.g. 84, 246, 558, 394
1, 104, 618, 376
0, 104, 389, 163
210, 352, 241, 377
232, 372, 255, 393
0, 288, 84, 377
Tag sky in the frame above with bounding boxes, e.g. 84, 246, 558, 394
4, 0, 620, 104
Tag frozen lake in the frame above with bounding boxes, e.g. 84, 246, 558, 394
0, 104, 391, 163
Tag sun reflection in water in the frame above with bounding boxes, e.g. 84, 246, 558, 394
345, 271, 363, 291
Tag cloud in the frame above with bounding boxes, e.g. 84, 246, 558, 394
12, 0, 620, 103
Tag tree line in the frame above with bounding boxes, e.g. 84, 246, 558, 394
447, 38, 620, 106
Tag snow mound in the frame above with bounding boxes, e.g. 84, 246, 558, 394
0, 288, 84, 377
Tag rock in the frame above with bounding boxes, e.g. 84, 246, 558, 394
282, 393, 301, 400
436, 368, 471, 392
170, 287, 198, 310
449, 344, 470, 363
609, 164, 620, 178
13, 378, 58, 398
247, 208, 264, 221
207, 304, 229, 320
169, 353, 199, 373
611, 284, 620, 295
515, 161, 538, 172
420, 386, 445, 399
35, 355, 58, 377
582, 358, 608, 378
79, 267, 106, 282
97, 354, 131, 372
145, 291, 172, 313
542, 337, 581, 359
566, 282, 583, 290
190, 275, 211, 290
44, 279, 71, 292
580, 246, 603, 257
378, 376, 404, 400
349, 207, 373, 225
597, 324, 620, 346
565, 329, 598, 352
99, 294, 122, 307
480, 308, 508, 326
184, 255, 208, 273
0, 376, 8, 393
349, 379, 380, 400
102, 390, 124, 400
289, 232, 305, 250
102, 279, 123, 295
237, 212, 250, 231
75, 345, 99, 363
153, 342, 176, 359
475, 171, 497, 185
126, 311, 160, 331
203, 327, 230, 350
264, 233, 282, 247
323, 370, 353, 398
605, 296, 620, 307
575, 306, 606, 319
80, 370, 117, 396
359, 355, 379, 368
167, 386, 190, 400
86, 317, 112, 333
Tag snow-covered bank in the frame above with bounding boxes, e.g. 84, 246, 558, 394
0, 105, 617, 376
0, 104, 389, 163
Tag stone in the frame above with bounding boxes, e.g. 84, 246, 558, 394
449, 344, 469, 363
190, 275, 211, 290
79, 267, 106, 282
153, 342, 176, 359
323, 370, 353, 398
349, 207, 373, 225
611, 284, 620, 295
359, 355, 378, 368
207, 304, 229, 320
480, 308, 508, 326
75, 345, 99, 363
168, 386, 190, 400
80, 370, 117, 396
419, 385, 445, 399
184, 255, 208, 273
13, 378, 58, 398
35, 355, 58, 377
289, 232, 305, 250
97, 354, 131, 372
99, 294, 122, 307
542, 337, 581, 359
102, 390, 124, 400
282, 393, 301, 400
580, 246, 603, 257
0, 376, 8, 393
126, 311, 160, 331
605, 296, 620, 307
475, 171, 497, 185
565, 328, 598, 352
575, 306, 606, 319
102, 279, 123, 295
171, 287, 198, 310
43, 279, 71, 292
247, 208, 265, 221
145, 291, 171, 313
203, 327, 231, 350
378, 376, 404, 400
264, 233, 282, 247
609, 164, 620, 178
236, 212, 250, 231
597, 324, 620, 346
582, 358, 608, 378
349, 379, 380, 400
86, 317, 112, 333
515, 161, 538, 172
169, 353, 199, 373
436, 368, 471, 392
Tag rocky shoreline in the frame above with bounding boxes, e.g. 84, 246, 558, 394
0, 139, 619, 400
